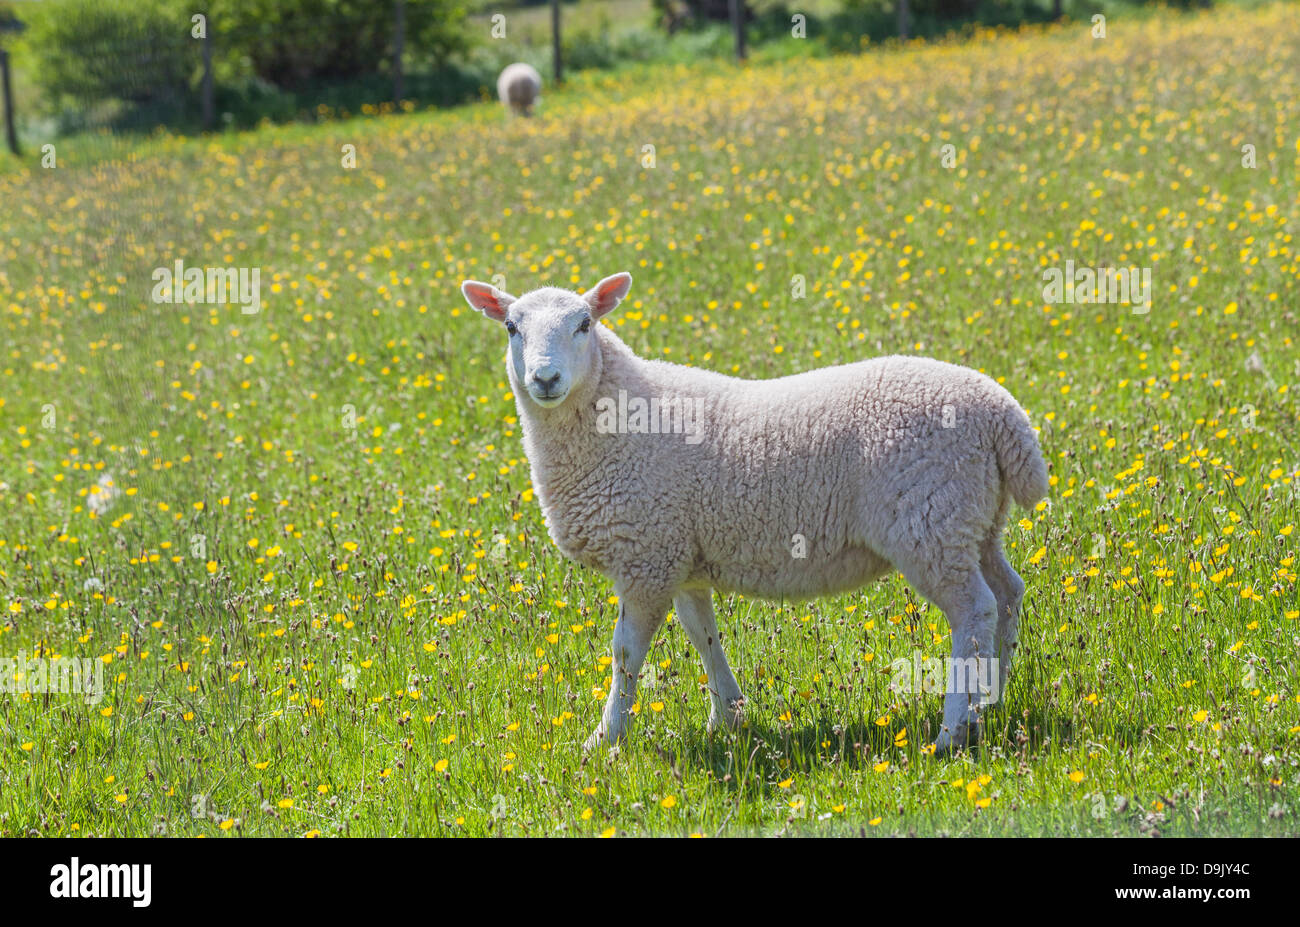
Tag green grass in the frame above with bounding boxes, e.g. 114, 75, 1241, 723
0, 1, 1297, 837
470, 0, 656, 37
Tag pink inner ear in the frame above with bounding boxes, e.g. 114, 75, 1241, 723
589, 275, 630, 316
466, 284, 506, 320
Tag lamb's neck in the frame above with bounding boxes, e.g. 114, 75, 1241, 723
591, 323, 674, 398
518, 392, 602, 477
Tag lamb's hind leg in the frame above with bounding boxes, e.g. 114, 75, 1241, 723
981, 534, 1025, 699
904, 563, 999, 755
673, 588, 745, 732
584, 593, 668, 750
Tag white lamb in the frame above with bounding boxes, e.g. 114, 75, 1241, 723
496, 62, 542, 117
460, 273, 1049, 755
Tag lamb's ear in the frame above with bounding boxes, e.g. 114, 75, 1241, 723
461, 280, 516, 322
583, 272, 632, 319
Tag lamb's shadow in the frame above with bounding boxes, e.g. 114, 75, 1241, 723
671, 716, 918, 804
668, 700, 1153, 802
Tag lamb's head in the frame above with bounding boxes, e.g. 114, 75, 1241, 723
460, 273, 631, 409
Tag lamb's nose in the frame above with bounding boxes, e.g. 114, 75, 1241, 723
533, 369, 561, 393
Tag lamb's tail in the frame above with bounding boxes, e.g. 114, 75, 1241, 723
994, 406, 1049, 509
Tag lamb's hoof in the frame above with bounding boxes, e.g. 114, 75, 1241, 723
932, 721, 980, 758
706, 698, 746, 734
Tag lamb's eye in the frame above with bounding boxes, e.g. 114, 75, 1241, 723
505, 320, 518, 336
577, 318, 591, 334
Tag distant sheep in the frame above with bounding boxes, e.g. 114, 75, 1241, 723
497, 62, 541, 117
460, 273, 1049, 755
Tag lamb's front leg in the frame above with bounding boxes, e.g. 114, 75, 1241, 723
672, 588, 745, 732
584, 594, 668, 750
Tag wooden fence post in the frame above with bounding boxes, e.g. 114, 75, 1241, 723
551, 0, 562, 85
0, 48, 18, 156
729, 0, 746, 61
394, 0, 406, 104
201, 25, 214, 131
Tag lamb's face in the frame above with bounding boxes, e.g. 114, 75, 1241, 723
460, 273, 632, 410
503, 289, 594, 407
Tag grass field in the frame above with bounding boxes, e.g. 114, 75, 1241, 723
0, 3, 1297, 837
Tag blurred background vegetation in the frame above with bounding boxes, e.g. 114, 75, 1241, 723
0, 0, 1268, 147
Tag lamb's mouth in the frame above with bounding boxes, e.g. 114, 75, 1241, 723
529, 388, 568, 408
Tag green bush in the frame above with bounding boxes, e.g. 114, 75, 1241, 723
608, 27, 672, 63
25, 0, 195, 108
825, 0, 1063, 50
0, 1, 19, 33
207, 0, 470, 89
563, 27, 619, 71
